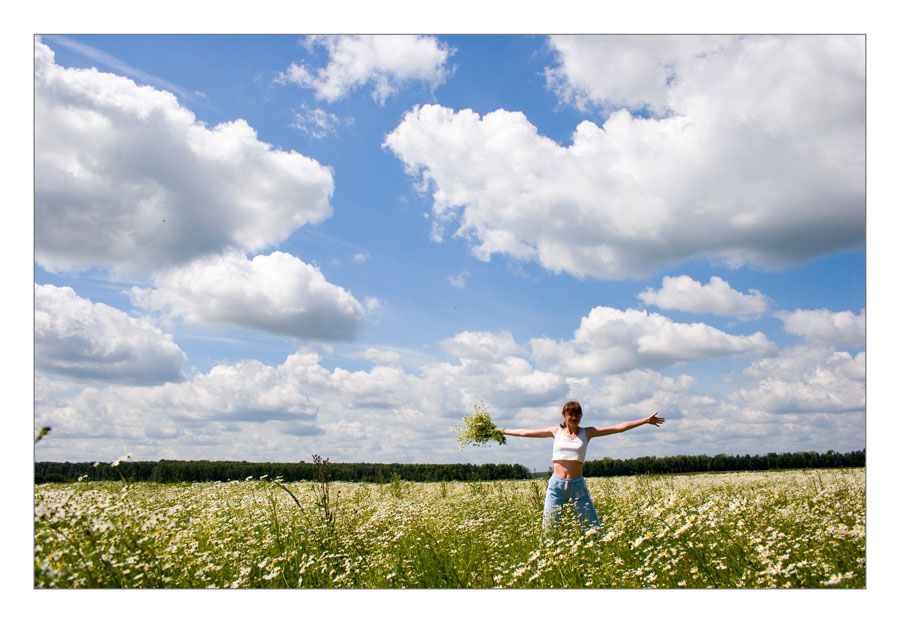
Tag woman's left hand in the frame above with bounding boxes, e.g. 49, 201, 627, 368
646, 412, 665, 427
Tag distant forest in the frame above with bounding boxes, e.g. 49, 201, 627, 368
582, 449, 865, 477
35, 449, 864, 484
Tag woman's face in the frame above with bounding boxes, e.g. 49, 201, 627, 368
563, 411, 581, 426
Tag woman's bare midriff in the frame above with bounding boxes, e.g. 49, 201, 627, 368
552, 460, 584, 479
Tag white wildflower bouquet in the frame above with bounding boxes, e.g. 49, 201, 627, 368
456, 402, 506, 449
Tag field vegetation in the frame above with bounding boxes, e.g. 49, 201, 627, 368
34, 468, 865, 588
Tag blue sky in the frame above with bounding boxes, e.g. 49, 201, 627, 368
32, 34, 866, 470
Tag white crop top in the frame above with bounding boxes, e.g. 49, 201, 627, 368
552, 427, 589, 463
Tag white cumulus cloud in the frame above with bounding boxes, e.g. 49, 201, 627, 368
730, 346, 865, 415
439, 330, 524, 362
34, 355, 323, 445
34, 39, 334, 274
130, 251, 368, 341
423, 358, 567, 413
581, 369, 698, 413
776, 308, 865, 347
34, 335, 861, 463
280, 35, 453, 104
638, 275, 769, 316
530, 306, 774, 376
430, 332, 567, 409
352, 348, 404, 367
385, 35, 863, 279
35, 284, 186, 385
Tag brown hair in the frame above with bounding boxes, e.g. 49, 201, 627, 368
560, 401, 582, 427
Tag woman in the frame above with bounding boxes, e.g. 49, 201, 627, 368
496, 401, 664, 531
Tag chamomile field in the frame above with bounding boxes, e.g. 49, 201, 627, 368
34, 468, 865, 589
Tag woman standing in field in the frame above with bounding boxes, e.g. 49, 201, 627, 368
496, 401, 664, 531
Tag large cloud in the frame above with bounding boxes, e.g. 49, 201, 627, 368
33, 332, 861, 464
280, 35, 453, 104
546, 35, 863, 133
35, 284, 186, 385
530, 306, 774, 376
34, 39, 334, 274
385, 35, 864, 279
638, 275, 769, 317
32, 342, 566, 462
130, 251, 368, 340
545, 35, 727, 115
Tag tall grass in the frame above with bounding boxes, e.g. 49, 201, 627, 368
34, 468, 865, 588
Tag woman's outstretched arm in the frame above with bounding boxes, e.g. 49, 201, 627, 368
495, 426, 555, 438
587, 412, 664, 439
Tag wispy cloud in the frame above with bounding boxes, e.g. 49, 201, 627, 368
291, 104, 353, 139
40, 35, 201, 103
448, 271, 470, 289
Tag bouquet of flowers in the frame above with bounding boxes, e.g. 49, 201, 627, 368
456, 402, 507, 449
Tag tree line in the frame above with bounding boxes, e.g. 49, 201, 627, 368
581, 449, 865, 477
33, 459, 532, 484
35, 449, 863, 484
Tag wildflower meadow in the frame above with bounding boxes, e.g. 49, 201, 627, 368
34, 468, 864, 589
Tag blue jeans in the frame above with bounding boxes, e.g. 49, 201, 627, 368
542, 475, 601, 531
